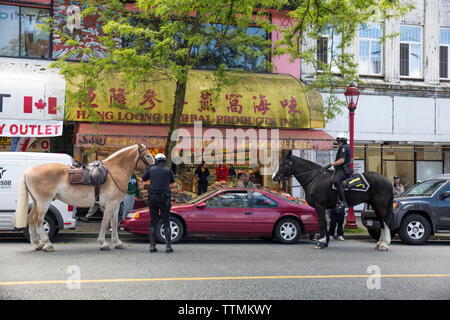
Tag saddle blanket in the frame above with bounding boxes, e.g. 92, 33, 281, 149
68, 160, 109, 186
332, 173, 370, 192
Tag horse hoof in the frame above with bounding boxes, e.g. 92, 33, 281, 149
377, 246, 389, 251
314, 242, 328, 249
100, 245, 111, 251
114, 244, 125, 249
43, 246, 55, 252
34, 244, 44, 251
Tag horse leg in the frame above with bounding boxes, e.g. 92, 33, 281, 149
28, 213, 41, 250
314, 205, 329, 249
97, 207, 112, 251
376, 222, 391, 251
111, 204, 125, 249
35, 201, 54, 252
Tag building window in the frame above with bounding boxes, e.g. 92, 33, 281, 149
359, 23, 382, 75
440, 28, 450, 79
399, 25, 422, 78
316, 28, 341, 72
0, 4, 50, 59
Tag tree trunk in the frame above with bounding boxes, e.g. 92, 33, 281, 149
165, 78, 187, 166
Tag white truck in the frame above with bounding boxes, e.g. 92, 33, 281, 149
0, 152, 77, 240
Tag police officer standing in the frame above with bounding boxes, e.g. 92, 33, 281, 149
329, 133, 352, 209
142, 153, 175, 253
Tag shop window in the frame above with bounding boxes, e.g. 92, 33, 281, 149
416, 161, 443, 182
359, 23, 382, 75
383, 160, 415, 189
416, 146, 443, 161
382, 145, 414, 161
399, 25, 422, 78
0, 4, 50, 58
440, 28, 450, 79
353, 145, 365, 160
366, 145, 381, 174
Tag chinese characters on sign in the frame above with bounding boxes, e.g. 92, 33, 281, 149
140, 89, 162, 110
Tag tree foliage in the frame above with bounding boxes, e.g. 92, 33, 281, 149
43, 0, 412, 161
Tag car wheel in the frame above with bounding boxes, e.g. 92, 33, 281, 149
399, 214, 431, 245
23, 214, 57, 242
274, 218, 301, 244
156, 216, 184, 244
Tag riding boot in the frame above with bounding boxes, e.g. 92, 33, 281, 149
165, 227, 173, 253
337, 186, 348, 209
149, 227, 157, 253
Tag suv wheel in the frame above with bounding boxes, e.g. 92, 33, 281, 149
399, 214, 431, 245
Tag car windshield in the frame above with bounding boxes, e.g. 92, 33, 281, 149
186, 190, 217, 204
402, 180, 445, 197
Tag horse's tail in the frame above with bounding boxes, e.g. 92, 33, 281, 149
15, 173, 31, 229
384, 195, 395, 230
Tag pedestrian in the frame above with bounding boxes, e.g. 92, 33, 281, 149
393, 176, 405, 198
227, 164, 236, 180
328, 207, 345, 241
235, 172, 255, 188
215, 163, 228, 182
121, 174, 142, 221
194, 161, 210, 195
141, 153, 175, 253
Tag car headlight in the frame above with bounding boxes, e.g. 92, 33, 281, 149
127, 212, 140, 219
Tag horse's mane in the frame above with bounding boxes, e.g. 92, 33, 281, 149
291, 155, 322, 170
104, 145, 137, 161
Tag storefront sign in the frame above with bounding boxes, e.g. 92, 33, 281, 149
66, 71, 323, 129
0, 120, 63, 137
0, 68, 65, 137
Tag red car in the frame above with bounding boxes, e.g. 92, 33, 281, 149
120, 188, 319, 244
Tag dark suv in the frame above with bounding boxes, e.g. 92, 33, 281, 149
362, 174, 450, 245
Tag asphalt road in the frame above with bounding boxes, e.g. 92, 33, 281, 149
1, 235, 449, 300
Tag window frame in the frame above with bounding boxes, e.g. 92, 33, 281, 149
0, 2, 51, 60
439, 28, 450, 79
399, 25, 423, 79
316, 28, 342, 73
358, 23, 383, 76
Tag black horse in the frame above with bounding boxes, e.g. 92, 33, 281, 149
272, 151, 394, 251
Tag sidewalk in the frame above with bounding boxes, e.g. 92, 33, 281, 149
60, 217, 450, 241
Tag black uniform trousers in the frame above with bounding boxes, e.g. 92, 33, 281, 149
149, 192, 172, 239
334, 167, 350, 203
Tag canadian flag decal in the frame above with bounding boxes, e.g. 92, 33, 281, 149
24, 96, 57, 114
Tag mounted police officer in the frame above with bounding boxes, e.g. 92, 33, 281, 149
329, 133, 352, 209
142, 153, 175, 253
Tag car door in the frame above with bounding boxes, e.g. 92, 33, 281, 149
435, 181, 450, 229
250, 191, 280, 235
191, 190, 253, 235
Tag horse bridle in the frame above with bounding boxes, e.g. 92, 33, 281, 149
136, 147, 154, 169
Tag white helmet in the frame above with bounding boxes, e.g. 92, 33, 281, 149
336, 133, 348, 141
155, 153, 166, 162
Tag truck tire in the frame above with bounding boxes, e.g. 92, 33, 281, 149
399, 214, 431, 245
23, 214, 58, 242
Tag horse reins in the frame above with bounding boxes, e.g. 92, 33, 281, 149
108, 147, 154, 195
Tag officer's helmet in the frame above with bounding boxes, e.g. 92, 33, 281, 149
155, 153, 166, 163
336, 133, 348, 142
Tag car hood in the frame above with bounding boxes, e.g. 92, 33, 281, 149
395, 196, 432, 204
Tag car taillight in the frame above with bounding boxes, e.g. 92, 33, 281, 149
68, 205, 74, 212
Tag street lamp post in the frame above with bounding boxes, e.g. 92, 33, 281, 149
344, 82, 360, 229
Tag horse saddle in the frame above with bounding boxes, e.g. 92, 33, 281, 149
68, 160, 109, 204
331, 173, 370, 192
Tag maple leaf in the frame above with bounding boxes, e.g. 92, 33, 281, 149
34, 98, 46, 110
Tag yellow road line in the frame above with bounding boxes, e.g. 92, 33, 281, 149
1, 274, 450, 286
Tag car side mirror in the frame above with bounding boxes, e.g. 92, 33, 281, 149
195, 202, 207, 209
440, 191, 450, 200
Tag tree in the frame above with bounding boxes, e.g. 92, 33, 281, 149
45, 0, 411, 163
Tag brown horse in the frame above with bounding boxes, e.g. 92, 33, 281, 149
15, 144, 154, 252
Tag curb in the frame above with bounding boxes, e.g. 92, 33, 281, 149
57, 232, 450, 241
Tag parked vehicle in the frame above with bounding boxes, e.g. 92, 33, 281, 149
362, 174, 450, 245
0, 152, 77, 240
120, 188, 319, 243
